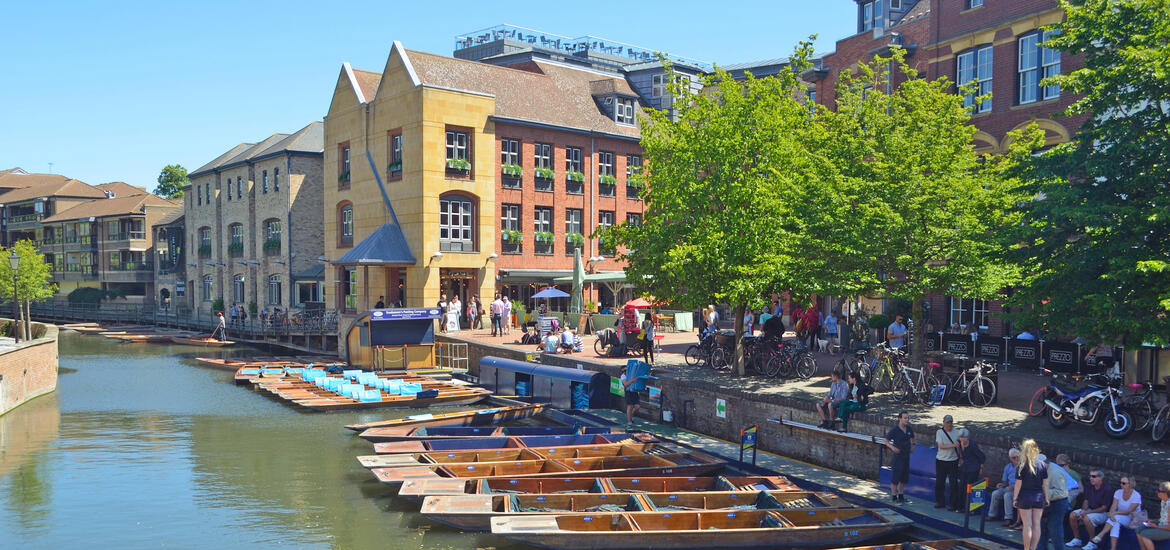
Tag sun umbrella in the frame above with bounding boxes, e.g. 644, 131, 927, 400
624, 297, 653, 309
570, 248, 585, 314
532, 287, 570, 299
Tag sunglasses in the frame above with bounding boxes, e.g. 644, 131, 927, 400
1090, 474, 1101, 478
1121, 481, 1131, 485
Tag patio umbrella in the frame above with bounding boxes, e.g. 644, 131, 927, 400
624, 297, 653, 309
531, 287, 570, 299
570, 248, 585, 314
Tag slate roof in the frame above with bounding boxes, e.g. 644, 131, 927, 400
154, 206, 185, 227
334, 223, 416, 266
96, 181, 147, 197
897, 0, 931, 25
219, 133, 290, 168
41, 194, 179, 223
0, 178, 106, 203
253, 121, 324, 157
404, 50, 641, 138
190, 143, 254, 177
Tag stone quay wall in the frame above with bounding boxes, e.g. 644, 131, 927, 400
0, 321, 59, 416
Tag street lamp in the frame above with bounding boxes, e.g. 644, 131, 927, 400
9, 250, 19, 343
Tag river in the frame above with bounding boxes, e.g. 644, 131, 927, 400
0, 330, 522, 549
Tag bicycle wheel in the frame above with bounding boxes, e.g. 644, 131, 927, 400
852, 359, 871, 385
1151, 406, 1170, 442
684, 345, 703, 366
1122, 395, 1154, 432
892, 374, 912, 403
946, 374, 966, 404
596, 339, 608, 357
795, 355, 817, 380
1027, 387, 1050, 417
709, 347, 729, 371
764, 355, 783, 378
923, 373, 944, 405
967, 377, 997, 408
873, 365, 893, 392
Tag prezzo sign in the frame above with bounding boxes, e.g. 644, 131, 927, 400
1049, 351, 1073, 364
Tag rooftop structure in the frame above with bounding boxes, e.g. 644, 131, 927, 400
454, 24, 711, 72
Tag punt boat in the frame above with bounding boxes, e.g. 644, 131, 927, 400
358, 442, 686, 469
169, 336, 234, 347
421, 490, 848, 531
370, 451, 727, 490
397, 475, 796, 503
254, 378, 490, 412
235, 366, 442, 385
829, 540, 1016, 550
346, 403, 547, 432
196, 357, 300, 370
489, 507, 913, 550
357, 425, 623, 443
373, 433, 648, 455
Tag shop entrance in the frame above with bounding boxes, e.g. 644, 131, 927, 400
439, 268, 477, 328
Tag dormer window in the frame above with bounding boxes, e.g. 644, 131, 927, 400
860, 0, 883, 32
615, 97, 636, 125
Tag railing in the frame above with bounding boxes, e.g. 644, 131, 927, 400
108, 263, 151, 272
106, 231, 146, 241
453, 24, 712, 69
9, 213, 41, 224
57, 265, 96, 275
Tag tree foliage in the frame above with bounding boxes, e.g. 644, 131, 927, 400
154, 164, 188, 199
0, 240, 57, 304
1004, 0, 1170, 347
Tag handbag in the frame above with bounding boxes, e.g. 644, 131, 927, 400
1132, 508, 1149, 526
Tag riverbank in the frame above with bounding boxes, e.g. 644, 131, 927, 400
0, 320, 58, 416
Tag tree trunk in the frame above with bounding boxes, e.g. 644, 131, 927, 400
13, 299, 23, 340
911, 297, 926, 369
733, 304, 746, 377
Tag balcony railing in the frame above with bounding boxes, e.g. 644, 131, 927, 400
9, 213, 41, 224
109, 263, 151, 272
56, 265, 96, 275
106, 231, 147, 241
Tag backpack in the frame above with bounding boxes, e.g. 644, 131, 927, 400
608, 343, 627, 357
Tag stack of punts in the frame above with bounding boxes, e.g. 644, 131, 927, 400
831, 540, 1015, 550
234, 365, 449, 385
368, 449, 727, 489
397, 475, 797, 503
359, 424, 624, 443
421, 490, 848, 531
357, 441, 687, 469
253, 368, 489, 411
62, 322, 106, 333
197, 357, 303, 371
345, 403, 546, 433
372, 432, 650, 455
489, 508, 913, 549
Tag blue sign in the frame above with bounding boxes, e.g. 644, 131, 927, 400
370, 308, 443, 321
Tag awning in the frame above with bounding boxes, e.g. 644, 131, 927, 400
500, 269, 571, 282
552, 271, 627, 284
333, 223, 416, 266
293, 264, 325, 280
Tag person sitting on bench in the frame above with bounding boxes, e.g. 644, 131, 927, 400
817, 370, 848, 429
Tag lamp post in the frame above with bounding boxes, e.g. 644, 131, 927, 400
9, 250, 19, 343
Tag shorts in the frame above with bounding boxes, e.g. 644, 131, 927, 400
1016, 490, 1046, 510
891, 456, 910, 484
1073, 510, 1108, 527
1137, 527, 1170, 542
624, 390, 640, 407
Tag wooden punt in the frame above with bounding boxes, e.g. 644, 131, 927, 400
397, 475, 796, 503
235, 366, 438, 385
490, 507, 913, 550
373, 433, 648, 455
421, 490, 848, 531
830, 540, 1016, 550
62, 323, 105, 333
108, 334, 178, 343
370, 451, 727, 490
253, 378, 490, 412
169, 337, 235, 347
358, 424, 623, 443
346, 403, 546, 432
358, 442, 685, 469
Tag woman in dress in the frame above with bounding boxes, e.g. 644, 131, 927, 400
1013, 439, 1049, 550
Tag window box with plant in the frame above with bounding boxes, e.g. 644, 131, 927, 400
533, 231, 554, 254
501, 229, 523, 254
598, 176, 617, 197
534, 167, 555, 191
566, 232, 584, 250
263, 238, 281, 255
198, 244, 212, 258
445, 158, 471, 176
387, 160, 401, 175
228, 242, 244, 257
501, 163, 522, 189
338, 171, 350, 185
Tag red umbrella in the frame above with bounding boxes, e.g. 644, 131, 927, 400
624, 297, 652, 309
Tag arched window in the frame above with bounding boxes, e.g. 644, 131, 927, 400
233, 273, 245, 302
263, 218, 281, 255
228, 223, 244, 256
338, 202, 354, 246
202, 275, 214, 302
439, 193, 475, 252
198, 227, 212, 258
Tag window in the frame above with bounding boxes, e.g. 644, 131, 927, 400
501, 138, 519, 166
949, 297, 988, 328
807, 90, 817, 114
861, 0, 882, 31
598, 211, 615, 255
205, 183, 210, 203
267, 275, 282, 305
890, 0, 900, 8
202, 275, 214, 302
966, 0, 983, 8
626, 154, 642, 198
233, 274, 245, 303
339, 144, 351, 183
615, 98, 636, 125
598, 152, 615, 196
565, 147, 582, 173
534, 143, 553, 191
198, 227, 212, 257
226, 180, 231, 201
342, 268, 357, 311
262, 170, 269, 194
1019, 31, 1061, 104
626, 213, 642, 226
236, 177, 242, 199
651, 74, 665, 98
445, 129, 470, 175
598, 152, 614, 176
439, 196, 474, 252
565, 208, 583, 253
389, 133, 403, 177
196, 185, 202, 206
264, 219, 281, 255
565, 147, 583, 194
533, 206, 553, 255
228, 223, 243, 257
339, 203, 353, 246
957, 45, 993, 114
501, 204, 521, 254
175, 280, 185, 298
501, 138, 520, 188
273, 167, 280, 192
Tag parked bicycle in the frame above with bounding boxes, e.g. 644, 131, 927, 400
1147, 376, 1170, 442
892, 362, 944, 405
941, 357, 998, 408
763, 339, 817, 379
684, 330, 729, 371
1120, 379, 1164, 432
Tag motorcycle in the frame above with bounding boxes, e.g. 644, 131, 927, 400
1043, 365, 1134, 439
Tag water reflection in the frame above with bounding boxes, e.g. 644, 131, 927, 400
0, 331, 520, 549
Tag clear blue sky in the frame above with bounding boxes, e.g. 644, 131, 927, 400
0, 1, 856, 191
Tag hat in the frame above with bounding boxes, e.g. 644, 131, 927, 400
957, 428, 970, 437
217, 312, 223, 316
942, 414, 953, 423
1055, 454, 1070, 466
1037, 453, 1048, 464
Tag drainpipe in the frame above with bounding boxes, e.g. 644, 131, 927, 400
589, 134, 595, 260
286, 153, 293, 308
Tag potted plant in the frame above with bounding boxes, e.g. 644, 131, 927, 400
534, 167, 555, 180
387, 160, 402, 173
502, 229, 523, 243
338, 170, 350, 184
566, 170, 585, 182
263, 238, 281, 252
445, 158, 471, 171
501, 163, 523, 177
585, 300, 597, 313
566, 232, 584, 248
227, 242, 244, 256
198, 244, 212, 258
534, 231, 555, 243
598, 174, 617, 185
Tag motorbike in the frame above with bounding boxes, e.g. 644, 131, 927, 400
1043, 365, 1134, 439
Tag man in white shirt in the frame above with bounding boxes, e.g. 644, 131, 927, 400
489, 294, 504, 336
934, 415, 961, 511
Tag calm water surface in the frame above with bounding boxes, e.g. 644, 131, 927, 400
0, 330, 522, 549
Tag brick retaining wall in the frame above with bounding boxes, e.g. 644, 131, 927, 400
0, 321, 59, 416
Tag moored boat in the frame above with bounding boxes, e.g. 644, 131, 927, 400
489, 508, 913, 549
253, 377, 490, 412
346, 403, 546, 432
421, 490, 848, 531
397, 475, 796, 503
373, 433, 647, 455
170, 336, 234, 347
358, 424, 623, 443
358, 441, 685, 469
828, 539, 1016, 550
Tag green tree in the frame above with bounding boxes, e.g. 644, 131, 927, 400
802, 51, 1026, 364
0, 240, 58, 339
1005, 0, 1170, 347
602, 41, 826, 375
154, 164, 188, 199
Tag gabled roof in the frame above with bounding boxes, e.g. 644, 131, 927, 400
154, 207, 185, 227
334, 223, 416, 266
353, 69, 382, 102
0, 178, 106, 203
219, 133, 289, 169
41, 194, 179, 223
0, 172, 69, 192
403, 48, 640, 138
190, 143, 254, 177
253, 121, 324, 158
96, 181, 147, 198
0, 167, 27, 176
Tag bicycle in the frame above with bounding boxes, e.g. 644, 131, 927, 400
892, 362, 943, 405
943, 358, 998, 408
1120, 380, 1163, 432
684, 331, 730, 371
764, 339, 816, 379
869, 342, 907, 392
1028, 384, 1058, 417
834, 342, 874, 384
1146, 376, 1170, 442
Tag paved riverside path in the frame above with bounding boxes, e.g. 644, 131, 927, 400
585, 407, 1022, 546
455, 324, 1170, 474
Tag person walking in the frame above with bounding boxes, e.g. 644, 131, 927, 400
1014, 439, 1050, 550
803, 301, 820, 350
502, 296, 513, 334
887, 314, 908, 349
619, 364, 640, 428
466, 296, 478, 331
449, 294, 462, 330
884, 411, 914, 503
1135, 481, 1170, 550
935, 415, 962, 512
640, 314, 656, 365
1043, 453, 1071, 550
436, 293, 448, 333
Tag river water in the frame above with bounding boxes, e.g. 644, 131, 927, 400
0, 330, 523, 549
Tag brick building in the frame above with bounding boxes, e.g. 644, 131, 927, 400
802, 0, 1088, 336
